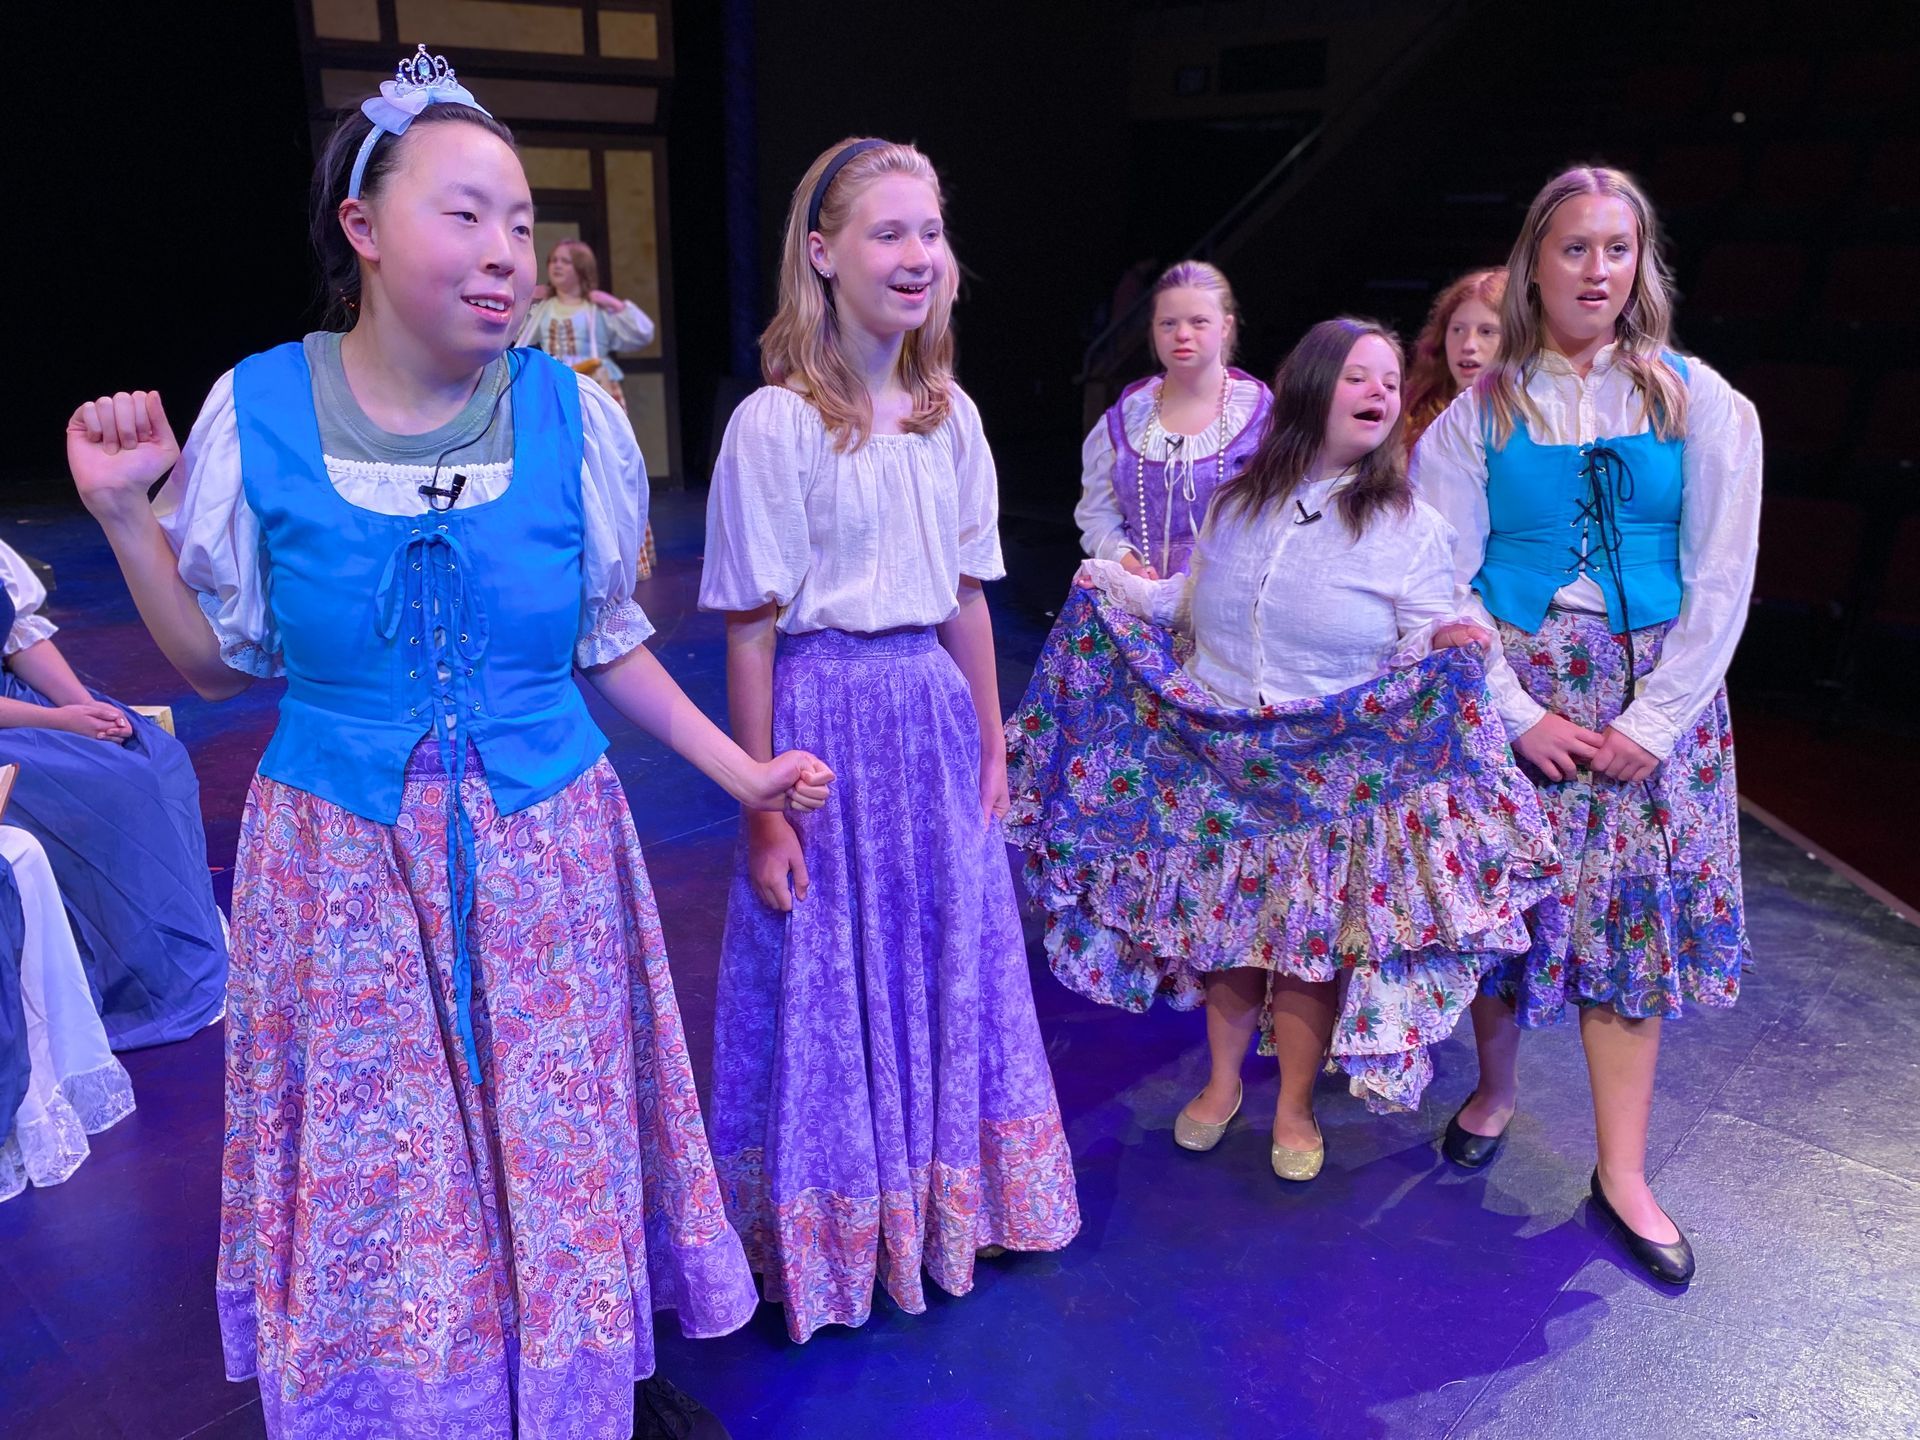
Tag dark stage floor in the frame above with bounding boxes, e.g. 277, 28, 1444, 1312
3, 495, 1917, 1440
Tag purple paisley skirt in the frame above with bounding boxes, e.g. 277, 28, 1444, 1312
218, 744, 755, 1439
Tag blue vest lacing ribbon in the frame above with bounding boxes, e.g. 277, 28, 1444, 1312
1574, 443, 1645, 705
376, 522, 492, 1079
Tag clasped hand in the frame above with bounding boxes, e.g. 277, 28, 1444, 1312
1515, 713, 1658, 783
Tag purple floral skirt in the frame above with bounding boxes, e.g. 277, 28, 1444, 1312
1003, 588, 1560, 1112
708, 627, 1080, 1344
1490, 609, 1748, 1025
219, 745, 755, 1440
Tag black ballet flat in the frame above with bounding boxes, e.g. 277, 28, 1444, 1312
1442, 1102, 1508, 1168
636, 1375, 733, 1440
1588, 1168, 1696, 1286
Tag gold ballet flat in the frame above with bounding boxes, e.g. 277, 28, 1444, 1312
1173, 1082, 1243, 1152
1270, 1119, 1325, 1182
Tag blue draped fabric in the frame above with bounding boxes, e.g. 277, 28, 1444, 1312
0, 585, 227, 1050
0, 853, 27, 1146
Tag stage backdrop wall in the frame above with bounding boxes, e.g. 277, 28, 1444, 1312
297, 0, 684, 484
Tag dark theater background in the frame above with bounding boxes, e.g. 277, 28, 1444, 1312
4, 3, 1917, 1438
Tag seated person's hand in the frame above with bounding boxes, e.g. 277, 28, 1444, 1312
48, 701, 133, 742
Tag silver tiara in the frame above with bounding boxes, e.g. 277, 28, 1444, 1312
392, 44, 461, 98
348, 45, 489, 200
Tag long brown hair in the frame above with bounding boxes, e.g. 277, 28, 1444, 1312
1483, 165, 1688, 447
1216, 317, 1412, 537
1404, 268, 1506, 446
760, 138, 958, 451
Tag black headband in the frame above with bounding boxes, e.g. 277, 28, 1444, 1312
806, 139, 888, 236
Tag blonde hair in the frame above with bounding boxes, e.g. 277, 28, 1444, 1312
760, 137, 958, 450
1482, 166, 1688, 447
547, 238, 600, 297
1404, 267, 1507, 446
1149, 260, 1241, 364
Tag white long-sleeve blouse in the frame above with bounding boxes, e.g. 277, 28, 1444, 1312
514, 297, 656, 362
1087, 471, 1462, 708
1411, 345, 1763, 759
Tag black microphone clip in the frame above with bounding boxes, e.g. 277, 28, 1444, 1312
419, 472, 469, 512
1293, 499, 1322, 526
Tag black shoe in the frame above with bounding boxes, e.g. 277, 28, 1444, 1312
1588, 1168, 1695, 1286
1441, 1101, 1508, 1168
636, 1375, 733, 1440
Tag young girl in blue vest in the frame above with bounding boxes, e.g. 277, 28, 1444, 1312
65, 49, 827, 1439
699, 137, 1081, 1343
1413, 166, 1762, 1285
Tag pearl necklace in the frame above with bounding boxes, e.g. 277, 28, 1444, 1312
1136, 366, 1232, 575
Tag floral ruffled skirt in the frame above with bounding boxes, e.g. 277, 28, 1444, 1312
1490, 609, 1748, 1026
1003, 588, 1560, 1111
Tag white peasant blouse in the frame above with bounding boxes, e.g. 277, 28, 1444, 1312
1411, 345, 1763, 760
699, 384, 1006, 634
153, 368, 655, 677
1086, 471, 1464, 709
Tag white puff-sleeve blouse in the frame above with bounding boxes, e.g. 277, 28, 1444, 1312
0, 540, 59, 657
152, 368, 656, 678
699, 384, 1007, 634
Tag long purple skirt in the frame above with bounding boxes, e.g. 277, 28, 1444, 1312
709, 627, 1080, 1344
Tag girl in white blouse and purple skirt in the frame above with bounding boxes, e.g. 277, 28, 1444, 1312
699, 138, 1080, 1344
1006, 318, 1557, 1184
1413, 167, 1761, 1286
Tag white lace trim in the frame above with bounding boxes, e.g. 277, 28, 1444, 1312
575, 596, 656, 669
0, 1140, 20, 1202
200, 589, 284, 679
321, 456, 514, 515
66, 1057, 138, 1134
1119, 376, 1265, 461
0, 1058, 135, 1202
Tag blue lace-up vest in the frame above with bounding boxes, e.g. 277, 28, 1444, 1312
232, 342, 608, 1072
1474, 353, 1690, 635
